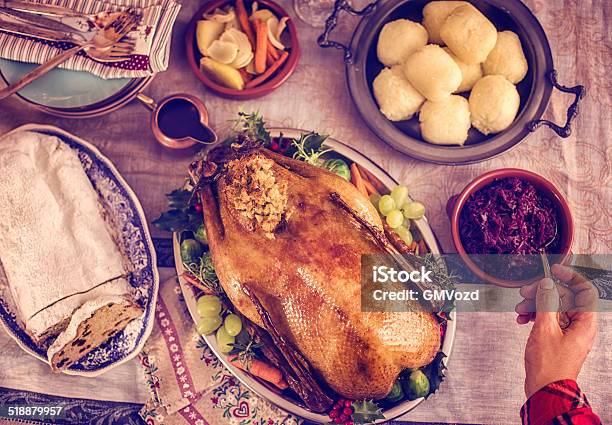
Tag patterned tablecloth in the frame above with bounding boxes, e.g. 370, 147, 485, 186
0, 1, 610, 424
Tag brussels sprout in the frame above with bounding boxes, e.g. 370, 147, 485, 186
323, 158, 351, 181
404, 369, 430, 399
385, 380, 404, 403
194, 224, 208, 245
181, 239, 203, 264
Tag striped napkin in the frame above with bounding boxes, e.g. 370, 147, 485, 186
0, 0, 181, 79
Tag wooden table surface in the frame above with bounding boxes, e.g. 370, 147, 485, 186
0, 1, 610, 424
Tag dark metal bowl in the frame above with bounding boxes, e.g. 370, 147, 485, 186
319, 0, 585, 164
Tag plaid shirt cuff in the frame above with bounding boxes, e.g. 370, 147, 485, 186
520, 379, 601, 425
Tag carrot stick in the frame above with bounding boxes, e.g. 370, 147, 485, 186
350, 163, 368, 196
181, 272, 215, 294
253, 19, 268, 74
363, 178, 379, 196
267, 39, 280, 60
228, 354, 288, 389
245, 50, 289, 88
235, 0, 255, 47
357, 164, 388, 195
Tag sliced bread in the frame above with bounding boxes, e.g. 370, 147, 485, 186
47, 296, 143, 372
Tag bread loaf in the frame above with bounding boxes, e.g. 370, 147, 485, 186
47, 296, 143, 371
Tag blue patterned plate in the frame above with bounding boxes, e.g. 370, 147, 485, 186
0, 124, 159, 376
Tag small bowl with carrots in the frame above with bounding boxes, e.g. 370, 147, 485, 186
186, 0, 300, 100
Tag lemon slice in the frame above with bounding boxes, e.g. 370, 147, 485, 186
207, 40, 239, 64
232, 51, 254, 69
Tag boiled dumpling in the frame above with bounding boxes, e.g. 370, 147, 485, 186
377, 19, 428, 66
421, 1, 468, 45
440, 4, 497, 64
483, 31, 528, 84
403, 44, 462, 101
443, 47, 482, 93
373, 66, 425, 121
469, 75, 520, 135
419, 95, 471, 145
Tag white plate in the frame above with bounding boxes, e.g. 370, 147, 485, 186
174, 128, 456, 422
0, 124, 159, 376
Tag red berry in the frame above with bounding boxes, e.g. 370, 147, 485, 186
345, 421, 354, 425
194, 203, 203, 213
342, 407, 352, 415
339, 414, 348, 422
329, 410, 337, 419
270, 142, 279, 151
332, 404, 341, 411
344, 400, 352, 408
334, 417, 343, 424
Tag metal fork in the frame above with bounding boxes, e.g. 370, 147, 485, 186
0, 10, 136, 56
0, 10, 139, 101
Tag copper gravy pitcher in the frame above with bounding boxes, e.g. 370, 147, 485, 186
136, 93, 217, 150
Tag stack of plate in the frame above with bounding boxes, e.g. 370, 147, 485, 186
0, 59, 153, 118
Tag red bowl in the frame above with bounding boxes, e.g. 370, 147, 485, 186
185, 0, 300, 100
447, 168, 574, 287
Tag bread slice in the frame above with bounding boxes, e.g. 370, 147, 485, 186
47, 296, 143, 372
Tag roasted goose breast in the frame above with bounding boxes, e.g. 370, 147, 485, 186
199, 148, 440, 401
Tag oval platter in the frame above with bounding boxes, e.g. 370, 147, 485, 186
0, 124, 159, 376
174, 128, 456, 423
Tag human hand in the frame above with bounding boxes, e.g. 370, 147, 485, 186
515, 264, 598, 398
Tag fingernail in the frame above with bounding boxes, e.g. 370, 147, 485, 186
541, 278, 555, 290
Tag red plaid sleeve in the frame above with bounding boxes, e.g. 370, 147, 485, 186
520, 379, 602, 425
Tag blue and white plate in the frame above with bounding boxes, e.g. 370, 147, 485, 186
0, 124, 159, 376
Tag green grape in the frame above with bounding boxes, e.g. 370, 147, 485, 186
403, 218, 412, 230
402, 201, 426, 219
391, 186, 409, 207
197, 295, 221, 317
395, 226, 413, 245
369, 193, 381, 210
197, 315, 222, 335
216, 326, 235, 353
386, 210, 404, 229
378, 195, 396, 216
224, 314, 242, 337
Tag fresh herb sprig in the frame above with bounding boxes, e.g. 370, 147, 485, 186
183, 253, 221, 295
229, 332, 263, 371
288, 132, 330, 165
228, 111, 271, 144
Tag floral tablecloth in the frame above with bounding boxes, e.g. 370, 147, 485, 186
0, 0, 610, 424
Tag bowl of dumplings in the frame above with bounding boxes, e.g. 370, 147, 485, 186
321, 0, 585, 164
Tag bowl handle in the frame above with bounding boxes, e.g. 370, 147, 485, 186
317, 0, 380, 64
527, 70, 586, 138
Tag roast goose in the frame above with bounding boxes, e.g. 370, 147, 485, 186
192, 141, 441, 410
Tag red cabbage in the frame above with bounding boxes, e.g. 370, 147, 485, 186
459, 177, 559, 255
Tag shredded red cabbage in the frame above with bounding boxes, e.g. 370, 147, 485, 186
459, 177, 559, 255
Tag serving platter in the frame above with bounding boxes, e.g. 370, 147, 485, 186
174, 128, 456, 423
0, 124, 159, 376
0, 59, 154, 118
